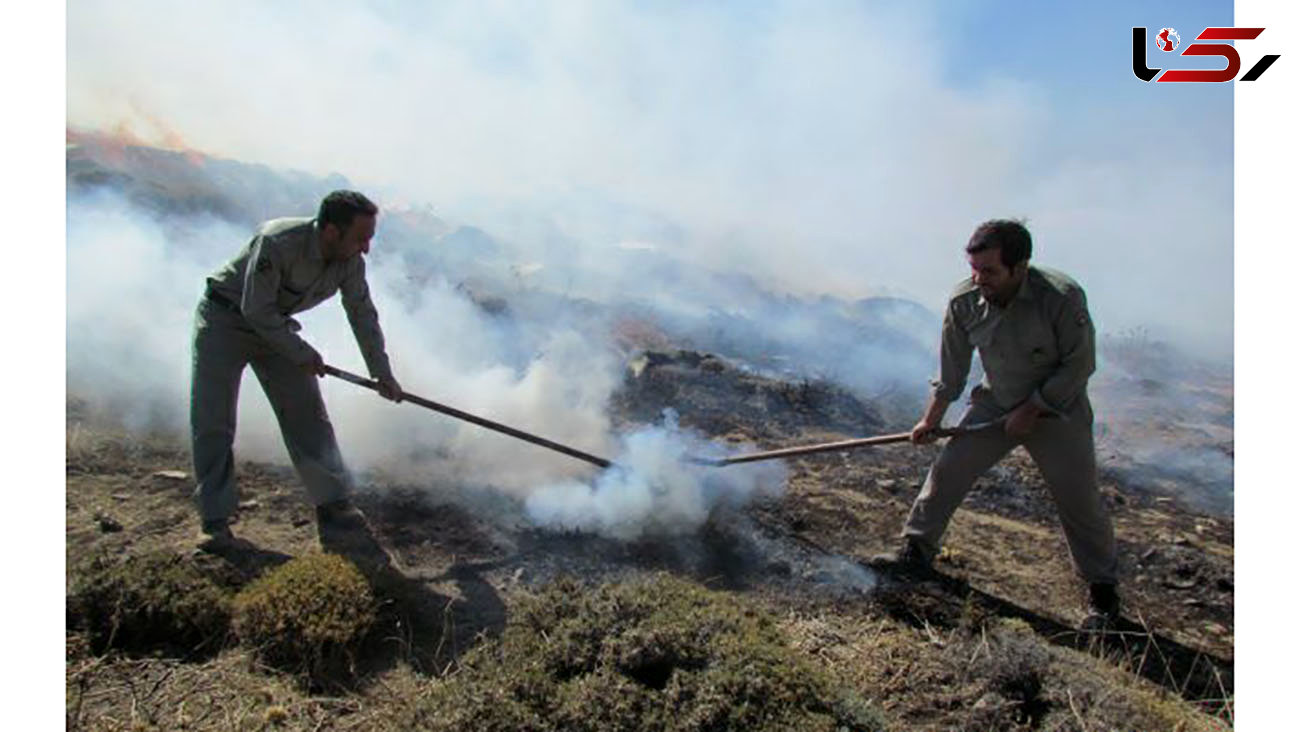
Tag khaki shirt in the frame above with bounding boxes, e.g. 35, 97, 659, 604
205, 217, 394, 382
930, 266, 1094, 415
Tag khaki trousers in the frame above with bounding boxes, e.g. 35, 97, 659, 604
903, 389, 1118, 585
190, 298, 350, 523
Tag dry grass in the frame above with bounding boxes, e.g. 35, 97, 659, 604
65, 404, 1232, 731
66, 643, 429, 731
780, 605, 1230, 732
68, 550, 233, 658
232, 553, 376, 684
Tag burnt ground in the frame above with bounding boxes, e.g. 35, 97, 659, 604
66, 349, 1233, 731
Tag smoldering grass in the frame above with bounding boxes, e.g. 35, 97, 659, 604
524, 410, 786, 540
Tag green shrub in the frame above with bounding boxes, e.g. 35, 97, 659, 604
405, 574, 887, 732
232, 553, 375, 679
68, 550, 232, 657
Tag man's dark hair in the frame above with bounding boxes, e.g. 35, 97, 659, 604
318, 190, 378, 232
965, 219, 1032, 268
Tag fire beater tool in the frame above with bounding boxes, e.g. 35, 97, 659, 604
326, 363, 1019, 471
688, 420, 1007, 467
323, 364, 613, 468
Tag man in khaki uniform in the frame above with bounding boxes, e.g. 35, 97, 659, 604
191, 190, 402, 550
872, 219, 1120, 625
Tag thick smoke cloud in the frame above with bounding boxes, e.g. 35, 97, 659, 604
68, 185, 806, 537
66, 192, 244, 433
66, 190, 621, 495
67, 0, 1232, 360
526, 413, 787, 539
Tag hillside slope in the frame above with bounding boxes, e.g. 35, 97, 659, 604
67, 352, 1232, 730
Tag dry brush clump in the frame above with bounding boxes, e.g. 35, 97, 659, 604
403, 573, 887, 732
67, 550, 233, 657
947, 618, 1228, 732
958, 620, 1055, 730
232, 553, 376, 682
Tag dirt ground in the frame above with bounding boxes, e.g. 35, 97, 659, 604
66, 387, 1233, 731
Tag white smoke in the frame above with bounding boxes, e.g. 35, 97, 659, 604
525, 412, 786, 539
65, 189, 795, 537
66, 188, 609, 479
66, 190, 248, 433
66, 0, 1233, 360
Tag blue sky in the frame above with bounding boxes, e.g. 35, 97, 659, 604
938, 1, 1235, 166
942, 0, 1234, 83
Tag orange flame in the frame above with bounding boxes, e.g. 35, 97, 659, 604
67, 113, 208, 168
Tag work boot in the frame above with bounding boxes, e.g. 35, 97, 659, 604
1081, 582, 1121, 630
316, 499, 393, 571
315, 499, 370, 532
196, 518, 238, 554
868, 537, 934, 576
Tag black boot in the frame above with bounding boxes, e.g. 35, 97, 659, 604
315, 499, 369, 532
1082, 582, 1121, 630
196, 517, 243, 554
869, 537, 934, 575
316, 499, 393, 571
201, 518, 233, 539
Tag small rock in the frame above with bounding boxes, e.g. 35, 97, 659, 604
152, 470, 188, 481
1182, 598, 1205, 608
1205, 622, 1228, 635
291, 517, 312, 528
239, 500, 261, 511
94, 513, 123, 533
1164, 576, 1199, 590
1140, 547, 1159, 562
110, 493, 132, 502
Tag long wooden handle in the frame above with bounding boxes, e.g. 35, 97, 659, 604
699, 421, 1001, 466
323, 364, 613, 469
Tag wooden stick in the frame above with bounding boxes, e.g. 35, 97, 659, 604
697, 422, 1001, 466
323, 364, 613, 468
